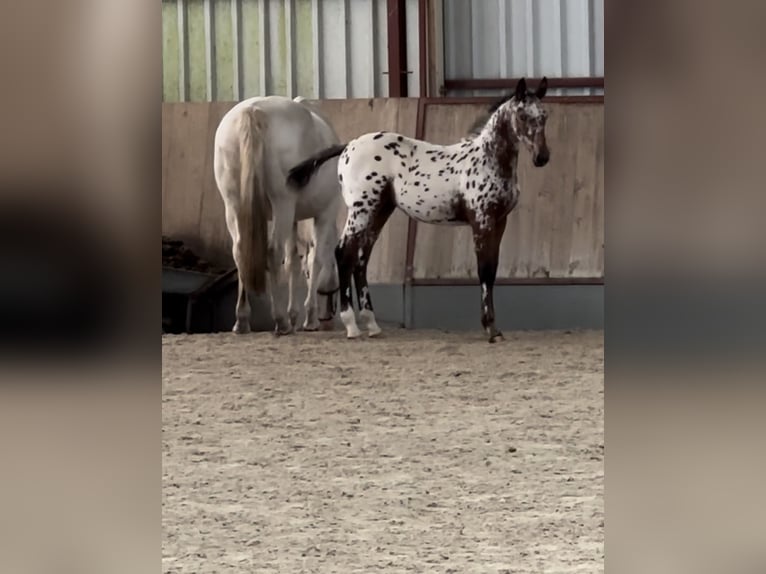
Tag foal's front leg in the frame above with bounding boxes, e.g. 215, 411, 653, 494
472, 216, 507, 343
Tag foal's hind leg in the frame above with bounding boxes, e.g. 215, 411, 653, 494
336, 187, 395, 338
354, 262, 382, 337
472, 215, 507, 343
353, 202, 395, 337
335, 228, 363, 339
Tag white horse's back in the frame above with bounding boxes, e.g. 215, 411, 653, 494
216, 96, 340, 219
217, 97, 336, 170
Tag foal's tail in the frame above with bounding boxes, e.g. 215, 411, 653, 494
286, 143, 347, 189
236, 107, 269, 294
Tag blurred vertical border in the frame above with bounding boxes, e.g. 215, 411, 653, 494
0, 1, 159, 573
608, 0, 766, 572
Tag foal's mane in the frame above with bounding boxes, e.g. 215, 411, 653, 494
467, 93, 515, 137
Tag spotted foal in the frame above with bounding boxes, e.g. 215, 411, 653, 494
287, 77, 550, 342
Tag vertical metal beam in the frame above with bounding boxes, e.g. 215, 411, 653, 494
466, 0, 475, 95
231, 0, 243, 100
177, 0, 189, 101
258, 0, 269, 94
558, 0, 567, 78
525, 0, 536, 77
469, 0, 480, 84
497, 0, 508, 79
386, 0, 408, 97
426, 0, 445, 97
418, 0, 428, 97
587, 0, 597, 93
311, 0, 322, 98
552, 0, 564, 78
342, 0, 350, 97
285, 0, 295, 98
204, 0, 216, 101
370, 0, 378, 96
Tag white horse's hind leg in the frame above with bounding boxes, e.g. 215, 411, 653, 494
267, 200, 296, 335
311, 207, 340, 330
233, 280, 251, 334
221, 196, 251, 334
285, 223, 303, 330
302, 235, 320, 331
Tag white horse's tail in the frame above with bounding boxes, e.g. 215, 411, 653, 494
237, 107, 269, 294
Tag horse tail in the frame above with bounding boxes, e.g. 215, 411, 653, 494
286, 143, 347, 189
236, 107, 269, 295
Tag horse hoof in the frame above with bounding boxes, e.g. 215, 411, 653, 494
488, 332, 504, 343
346, 328, 362, 339
232, 321, 250, 335
368, 327, 383, 338
302, 323, 320, 332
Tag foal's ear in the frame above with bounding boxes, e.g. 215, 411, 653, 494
535, 77, 548, 99
514, 77, 527, 101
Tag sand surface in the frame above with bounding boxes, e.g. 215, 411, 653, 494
163, 329, 603, 573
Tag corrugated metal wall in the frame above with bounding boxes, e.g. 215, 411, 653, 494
443, 0, 604, 95
162, 0, 421, 102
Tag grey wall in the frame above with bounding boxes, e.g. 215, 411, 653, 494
408, 284, 603, 331
201, 282, 603, 333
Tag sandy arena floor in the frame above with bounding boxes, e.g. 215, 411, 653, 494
163, 329, 604, 573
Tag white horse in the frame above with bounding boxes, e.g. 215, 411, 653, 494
213, 95, 341, 335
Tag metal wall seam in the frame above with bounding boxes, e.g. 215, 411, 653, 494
311, 0, 322, 98
497, 0, 509, 78
369, 0, 378, 97
231, 0, 242, 100
342, 0, 350, 98
524, 0, 535, 77
203, 0, 216, 101
177, 0, 188, 101
551, 0, 564, 78
285, 0, 295, 99
258, 0, 268, 95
